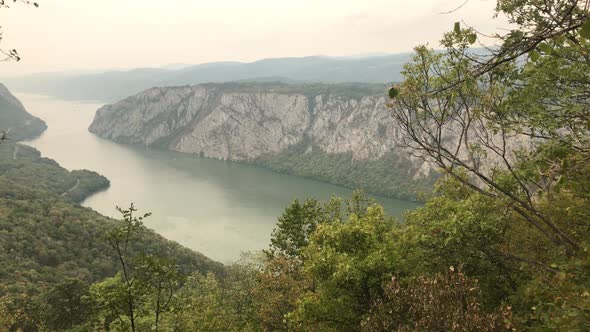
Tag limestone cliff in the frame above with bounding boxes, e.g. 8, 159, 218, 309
89, 83, 436, 200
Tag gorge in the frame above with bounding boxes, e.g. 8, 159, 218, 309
89, 82, 437, 200
15, 91, 418, 262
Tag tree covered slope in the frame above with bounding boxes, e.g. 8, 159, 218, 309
0, 142, 223, 306
0, 83, 47, 142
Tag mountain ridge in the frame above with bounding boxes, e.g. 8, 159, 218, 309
2, 54, 410, 102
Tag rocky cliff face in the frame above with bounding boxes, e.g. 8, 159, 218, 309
89, 83, 436, 199
90, 85, 415, 161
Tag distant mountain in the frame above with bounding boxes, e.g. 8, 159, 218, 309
3, 68, 170, 102
0, 83, 47, 141
2, 54, 410, 102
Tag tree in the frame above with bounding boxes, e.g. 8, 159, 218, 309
267, 190, 373, 259
0, 294, 44, 332
362, 267, 513, 332
0, 0, 39, 62
92, 204, 184, 332
171, 255, 262, 332
42, 279, 93, 331
267, 198, 327, 258
253, 255, 309, 331
172, 272, 229, 331
293, 205, 397, 330
388, 0, 590, 255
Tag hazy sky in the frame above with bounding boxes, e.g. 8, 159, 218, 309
1, 0, 507, 75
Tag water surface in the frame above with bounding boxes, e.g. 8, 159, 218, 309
18, 93, 418, 262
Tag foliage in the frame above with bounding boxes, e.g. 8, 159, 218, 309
255, 140, 436, 201
42, 279, 94, 331
0, 145, 223, 331
293, 205, 398, 330
267, 198, 334, 258
0, 1, 39, 62
363, 267, 513, 332
171, 254, 262, 332
267, 190, 374, 258
0, 143, 110, 202
388, 0, 590, 255
400, 175, 524, 305
67, 170, 110, 203
252, 255, 309, 331
172, 272, 231, 331
91, 204, 185, 332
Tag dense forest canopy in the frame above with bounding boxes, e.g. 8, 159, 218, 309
1, 0, 590, 331
0, 142, 223, 331
254, 142, 435, 201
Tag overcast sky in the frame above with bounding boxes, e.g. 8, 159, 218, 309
1, 0, 507, 75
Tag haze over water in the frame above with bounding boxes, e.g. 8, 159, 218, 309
18, 93, 418, 262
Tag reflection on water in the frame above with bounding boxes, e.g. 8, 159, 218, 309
18, 93, 418, 263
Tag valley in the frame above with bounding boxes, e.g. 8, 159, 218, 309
2, 1, 587, 328
18, 92, 418, 262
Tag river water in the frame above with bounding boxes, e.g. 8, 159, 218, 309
18, 93, 418, 262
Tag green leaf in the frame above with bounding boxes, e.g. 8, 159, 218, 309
530, 50, 540, 62
523, 62, 535, 73
554, 34, 566, 45
388, 87, 400, 99
538, 43, 552, 54
467, 33, 477, 45
454, 22, 461, 34
580, 20, 590, 39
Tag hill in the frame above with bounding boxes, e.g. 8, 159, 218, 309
0, 143, 223, 301
0, 83, 47, 142
2, 54, 410, 102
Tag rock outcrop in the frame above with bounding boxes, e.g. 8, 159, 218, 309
90, 84, 411, 160
89, 83, 436, 200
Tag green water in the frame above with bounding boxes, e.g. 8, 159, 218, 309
18, 93, 419, 262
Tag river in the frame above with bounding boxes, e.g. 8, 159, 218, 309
18, 93, 418, 263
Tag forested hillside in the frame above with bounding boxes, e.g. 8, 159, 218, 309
0, 80, 223, 329
0, 144, 109, 203
0, 143, 223, 330
0, 82, 223, 330
0, 83, 46, 142
255, 142, 433, 201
